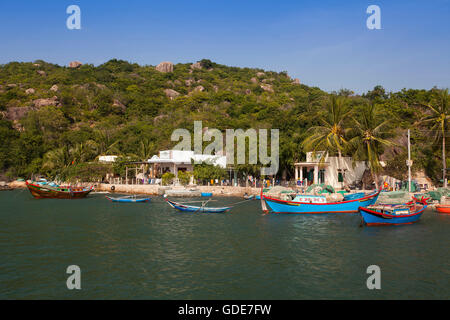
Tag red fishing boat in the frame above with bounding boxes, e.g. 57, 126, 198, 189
435, 205, 450, 214
26, 180, 93, 199
436, 196, 450, 214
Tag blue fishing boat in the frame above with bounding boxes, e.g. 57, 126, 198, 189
261, 189, 380, 214
165, 198, 230, 213
201, 192, 213, 197
359, 197, 428, 226
106, 195, 151, 203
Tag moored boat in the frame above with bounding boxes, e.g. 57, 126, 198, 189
436, 196, 450, 214
26, 180, 93, 199
435, 205, 450, 214
106, 195, 151, 203
165, 198, 231, 213
261, 189, 381, 214
359, 197, 428, 226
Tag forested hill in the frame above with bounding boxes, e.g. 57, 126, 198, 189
0, 59, 448, 183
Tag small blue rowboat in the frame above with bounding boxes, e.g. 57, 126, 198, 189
201, 192, 213, 197
261, 189, 380, 214
106, 195, 151, 203
165, 198, 230, 213
359, 197, 428, 226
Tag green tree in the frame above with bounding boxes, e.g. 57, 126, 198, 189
420, 88, 450, 187
348, 103, 395, 189
302, 95, 351, 186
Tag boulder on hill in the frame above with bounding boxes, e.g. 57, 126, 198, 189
256, 72, 265, 78
156, 61, 174, 73
33, 96, 59, 108
164, 89, 180, 100
37, 70, 46, 76
5, 106, 32, 121
292, 78, 301, 85
25, 88, 35, 95
190, 62, 202, 70
260, 84, 274, 93
112, 99, 126, 112
50, 85, 59, 92
69, 61, 83, 68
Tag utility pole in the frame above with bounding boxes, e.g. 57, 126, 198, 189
407, 129, 412, 193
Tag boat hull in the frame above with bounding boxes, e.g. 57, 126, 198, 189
106, 196, 150, 203
359, 205, 425, 226
261, 190, 380, 214
435, 205, 450, 214
165, 199, 230, 213
26, 181, 92, 199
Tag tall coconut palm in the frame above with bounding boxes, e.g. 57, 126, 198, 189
70, 140, 98, 164
420, 88, 449, 187
348, 103, 395, 189
302, 95, 352, 187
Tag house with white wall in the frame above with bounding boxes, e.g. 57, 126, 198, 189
294, 152, 367, 189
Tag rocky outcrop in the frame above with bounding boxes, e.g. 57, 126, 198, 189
37, 70, 46, 76
164, 89, 180, 100
69, 61, 83, 68
256, 72, 265, 78
50, 85, 59, 92
185, 79, 195, 86
33, 96, 59, 108
25, 88, 35, 95
5, 106, 32, 121
292, 78, 301, 85
190, 62, 202, 70
250, 77, 258, 84
156, 61, 174, 73
260, 84, 274, 93
112, 99, 126, 112
188, 86, 205, 96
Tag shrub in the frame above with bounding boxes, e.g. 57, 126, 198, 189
162, 172, 175, 185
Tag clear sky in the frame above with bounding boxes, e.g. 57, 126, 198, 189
0, 0, 449, 93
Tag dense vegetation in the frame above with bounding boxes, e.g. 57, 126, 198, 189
0, 59, 448, 186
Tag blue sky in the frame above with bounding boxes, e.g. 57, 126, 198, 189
0, 0, 449, 93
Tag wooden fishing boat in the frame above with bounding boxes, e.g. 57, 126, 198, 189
359, 197, 428, 226
26, 180, 93, 199
436, 196, 450, 214
435, 205, 450, 214
106, 195, 151, 203
164, 198, 231, 213
261, 189, 381, 214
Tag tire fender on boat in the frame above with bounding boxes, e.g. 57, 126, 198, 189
111, 185, 115, 191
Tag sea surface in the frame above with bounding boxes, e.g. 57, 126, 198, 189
0, 190, 449, 299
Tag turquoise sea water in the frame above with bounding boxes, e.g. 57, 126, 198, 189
0, 190, 449, 299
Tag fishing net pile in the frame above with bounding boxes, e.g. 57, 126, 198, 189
264, 186, 296, 200
377, 191, 412, 204
425, 188, 450, 202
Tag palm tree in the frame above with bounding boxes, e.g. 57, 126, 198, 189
42, 146, 71, 173
93, 129, 121, 156
70, 140, 98, 164
420, 88, 449, 187
348, 103, 395, 189
302, 95, 351, 187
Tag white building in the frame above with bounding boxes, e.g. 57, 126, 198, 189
148, 150, 227, 178
294, 152, 367, 189
98, 155, 118, 163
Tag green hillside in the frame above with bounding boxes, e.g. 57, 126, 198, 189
0, 59, 448, 184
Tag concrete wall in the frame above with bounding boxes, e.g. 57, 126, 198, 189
325, 157, 367, 188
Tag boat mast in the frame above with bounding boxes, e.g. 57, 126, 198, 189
407, 129, 412, 193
